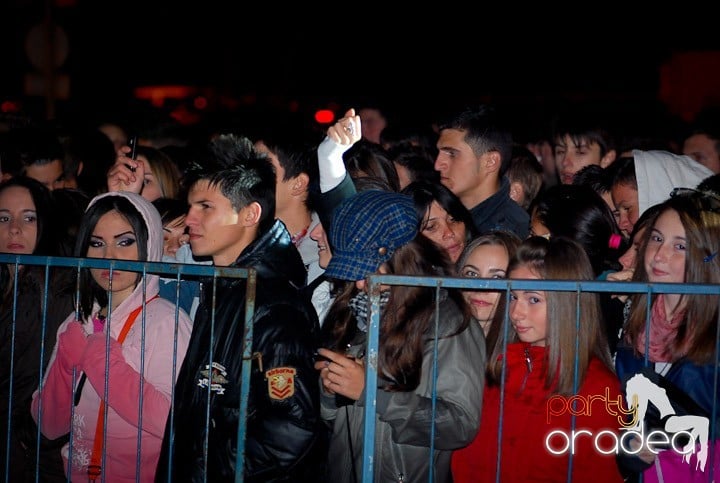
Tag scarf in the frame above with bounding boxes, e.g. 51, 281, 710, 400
348, 290, 390, 333
634, 294, 686, 362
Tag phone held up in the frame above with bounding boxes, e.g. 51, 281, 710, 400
125, 136, 138, 172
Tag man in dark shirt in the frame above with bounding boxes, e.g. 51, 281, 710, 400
434, 105, 529, 238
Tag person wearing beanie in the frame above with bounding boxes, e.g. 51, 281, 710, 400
314, 189, 486, 483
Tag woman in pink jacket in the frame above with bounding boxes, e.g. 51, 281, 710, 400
31, 191, 192, 482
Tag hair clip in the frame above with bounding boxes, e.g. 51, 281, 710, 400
704, 251, 718, 263
608, 234, 622, 249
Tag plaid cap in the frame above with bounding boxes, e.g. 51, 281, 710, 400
325, 190, 418, 281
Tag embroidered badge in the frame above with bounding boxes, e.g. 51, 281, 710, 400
266, 367, 296, 400
197, 362, 229, 395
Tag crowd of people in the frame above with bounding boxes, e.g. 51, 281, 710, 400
1, 100, 720, 482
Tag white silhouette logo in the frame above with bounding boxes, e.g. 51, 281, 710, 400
543, 375, 709, 471
624, 373, 709, 472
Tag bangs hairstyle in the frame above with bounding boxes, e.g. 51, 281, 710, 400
73, 196, 148, 319
184, 134, 276, 233
551, 111, 616, 159
488, 236, 613, 394
625, 192, 720, 364
402, 180, 479, 242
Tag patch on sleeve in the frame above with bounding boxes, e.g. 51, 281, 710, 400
266, 367, 297, 400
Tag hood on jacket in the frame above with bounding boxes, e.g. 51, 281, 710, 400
633, 150, 714, 216
86, 191, 164, 306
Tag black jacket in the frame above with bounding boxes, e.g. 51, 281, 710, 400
469, 176, 529, 239
156, 219, 324, 482
0, 265, 75, 483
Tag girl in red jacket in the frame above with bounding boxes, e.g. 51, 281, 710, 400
452, 236, 625, 482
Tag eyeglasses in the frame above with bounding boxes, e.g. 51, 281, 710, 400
669, 187, 720, 213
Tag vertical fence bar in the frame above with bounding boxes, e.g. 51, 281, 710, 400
234, 268, 256, 483
360, 278, 382, 483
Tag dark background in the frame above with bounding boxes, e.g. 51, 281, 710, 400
3, 1, 720, 137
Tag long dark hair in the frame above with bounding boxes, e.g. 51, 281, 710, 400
0, 176, 55, 256
529, 184, 625, 276
322, 234, 472, 392
0, 177, 55, 297
74, 196, 148, 319
402, 180, 479, 242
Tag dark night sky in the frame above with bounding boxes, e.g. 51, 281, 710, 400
3, 2, 720, 132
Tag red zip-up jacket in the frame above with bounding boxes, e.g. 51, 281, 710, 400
452, 343, 625, 482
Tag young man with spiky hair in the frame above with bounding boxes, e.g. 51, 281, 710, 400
155, 134, 324, 482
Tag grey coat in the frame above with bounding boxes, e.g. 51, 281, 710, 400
321, 296, 486, 483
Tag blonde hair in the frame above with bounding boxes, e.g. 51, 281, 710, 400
136, 145, 181, 199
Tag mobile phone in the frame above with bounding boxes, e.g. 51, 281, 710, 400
128, 136, 138, 160
313, 351, 331, 363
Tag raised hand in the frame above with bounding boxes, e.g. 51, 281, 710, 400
107, 145, 145, 194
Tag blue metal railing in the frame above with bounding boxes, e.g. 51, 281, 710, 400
0, 254, 254, 483
2, 254, 719, 482
362, 274, 720, 483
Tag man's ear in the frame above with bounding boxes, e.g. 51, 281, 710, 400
484, 151, 501, 174
600, 149, 617, 168
240, 202, 262, 227
76, 161, 84, 176
291, 173, 309, 196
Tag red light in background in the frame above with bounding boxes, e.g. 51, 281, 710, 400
315, 109, 335, 124
193, 96, 208, 110
170, 105, 201, 125
134, 85, 196, 108
1, 100, 21, 113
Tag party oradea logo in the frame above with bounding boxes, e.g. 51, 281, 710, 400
544, 373, 710, 472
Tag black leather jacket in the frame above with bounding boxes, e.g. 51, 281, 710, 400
156, 220, 323, 482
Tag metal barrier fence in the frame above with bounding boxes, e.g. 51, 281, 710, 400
0, 254, 254, 483
2, 254, 719, 482
362, 274, 720, 483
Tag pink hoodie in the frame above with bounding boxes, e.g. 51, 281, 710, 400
31, 191, 193, 482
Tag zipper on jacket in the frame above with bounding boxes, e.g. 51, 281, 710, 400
518, 346, 533, 393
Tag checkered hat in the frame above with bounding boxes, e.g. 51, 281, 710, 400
325, 190, 419, 281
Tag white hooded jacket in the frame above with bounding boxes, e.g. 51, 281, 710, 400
633, 149, 713, 216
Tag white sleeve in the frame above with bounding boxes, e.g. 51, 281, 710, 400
317, 136, 350, 192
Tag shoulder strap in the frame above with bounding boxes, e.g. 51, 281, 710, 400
87, 294, 158, 480
303, 274, 327, 296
